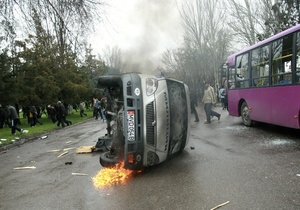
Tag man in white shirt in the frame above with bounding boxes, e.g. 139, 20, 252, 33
202, 81, 221, 124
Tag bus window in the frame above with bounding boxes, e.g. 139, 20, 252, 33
236, 53, 250, 88
296, 32, 300, 83
271, 34, 293, 85
228, 67, 235, 89
251, 45, 270, 87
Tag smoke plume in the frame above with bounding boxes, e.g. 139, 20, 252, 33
119, 0, 182, 73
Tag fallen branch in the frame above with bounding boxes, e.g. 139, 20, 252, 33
48, 149, 61, 152
211, 201, 230, 210
13, 166, 36, 170
63, 147, 76, 151
57, 151, 68, 157
71, 173, 89, 176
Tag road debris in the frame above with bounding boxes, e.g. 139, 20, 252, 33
297, 174, 300, 177
57, 151, 68, 157
76, 146, 95, 154
22, 129, 29, 133
65, 162, 73, 165
63, 147, 76, 151
48, 149, 61, 152
41, 135, 48, 139
13, 166, 36, 170
66, 141, 72, 144
71, 172, 89, 176
190, 146, 195, 150
210, 201, 230, 210
95, 136, 112, 152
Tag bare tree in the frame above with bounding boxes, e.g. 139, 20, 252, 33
226, 0, 300, 44
225, 0, 265, 46
102, 45, 124, 73
259, 0, 300, 39
0, 0, 106, 55
162, 0, 230, 91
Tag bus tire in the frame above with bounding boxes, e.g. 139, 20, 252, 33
241, 102, 253, 127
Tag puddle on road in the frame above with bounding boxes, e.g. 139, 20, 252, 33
259, 138, 300, 154
222, 125, 249, 131
218, 124, 299, 151
269, 139, 294, 146
261, 138, 298, 150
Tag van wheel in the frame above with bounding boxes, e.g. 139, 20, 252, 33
241, 102, 253, 126
100, 151, 119, 168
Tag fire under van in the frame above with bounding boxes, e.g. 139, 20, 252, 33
97, 73, 190, 170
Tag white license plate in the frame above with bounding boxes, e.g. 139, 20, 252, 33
127, 111, 135, 141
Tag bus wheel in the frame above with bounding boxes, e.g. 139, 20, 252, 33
241, 102, 252, 126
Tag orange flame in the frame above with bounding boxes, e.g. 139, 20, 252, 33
92, 162, 135, 189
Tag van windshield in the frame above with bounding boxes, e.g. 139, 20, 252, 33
166, 79, 189, 154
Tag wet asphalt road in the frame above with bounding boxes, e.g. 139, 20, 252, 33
0, 106, 299, 210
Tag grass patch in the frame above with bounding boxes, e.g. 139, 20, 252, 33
0, 109, 94, 147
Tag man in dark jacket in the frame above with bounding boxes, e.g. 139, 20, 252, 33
190, 92, 199, 122
56, 101, 66, 127
47, 105, 57, 123
7, 105, 28, 135
56, 101, 72, 127
0, 104, 7, 128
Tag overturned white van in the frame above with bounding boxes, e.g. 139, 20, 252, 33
98, 73, 190, 170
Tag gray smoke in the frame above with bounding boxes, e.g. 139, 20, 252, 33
122, 0, 181, 74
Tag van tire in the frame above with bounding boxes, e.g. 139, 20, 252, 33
100, 151, 119, 168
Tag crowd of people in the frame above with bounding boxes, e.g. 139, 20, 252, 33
0, 100, 94, 135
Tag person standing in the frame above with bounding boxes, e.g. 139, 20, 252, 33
29, 105, 43, 127
202, 81, 221, 124
47, 105, 57, 123
190, 91, 199, 122
79, 102, 87, 117
93, 98, 100, 120
56, 101, 65, 127
56, 101, 72, 127
0, 104, 6, 128
219, 85, 226, 110
100, 97, 106, 122
7, 105, 28, 135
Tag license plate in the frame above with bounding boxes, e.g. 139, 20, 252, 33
127, 111, 135, 141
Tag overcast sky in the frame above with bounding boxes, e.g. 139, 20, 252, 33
89, 0, 183, 73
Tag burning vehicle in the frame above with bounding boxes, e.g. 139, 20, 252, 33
97, 73, 190, 170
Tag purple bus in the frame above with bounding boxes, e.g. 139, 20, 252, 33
226, 24, 300, 129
